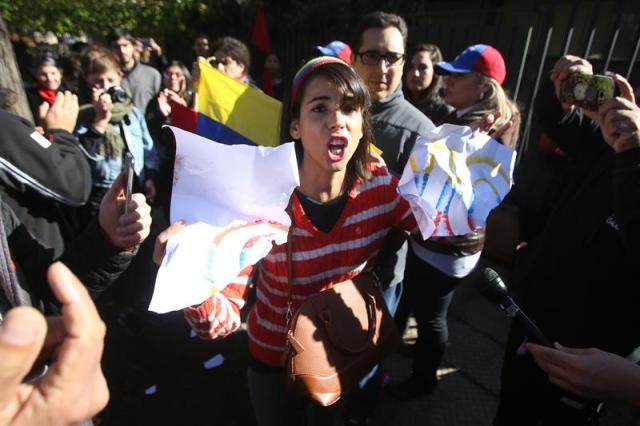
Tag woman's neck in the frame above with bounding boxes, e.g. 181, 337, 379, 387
298, 163, 346, 203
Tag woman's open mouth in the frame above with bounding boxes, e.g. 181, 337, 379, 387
327, 136, 348, 162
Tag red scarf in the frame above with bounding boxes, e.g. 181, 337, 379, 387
37, 85, 57, 105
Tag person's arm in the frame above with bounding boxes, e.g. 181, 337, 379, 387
60, 170, 152, 299
0, 94, 91, 207
596, 74, 640, 252
149, 39, 169, 71
75, 124, 107, 160
527, 343, 640, 407
137, 108, 159, 172
6, 172, 152, 306
134, 108, 159, 202
535, 55, 602, 158
184, 265, 252, 339
153, 221, 251, 340
612, 147, 640, 252
152, 68, 163, 97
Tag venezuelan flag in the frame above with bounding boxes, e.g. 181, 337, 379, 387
170, 59, 282, 147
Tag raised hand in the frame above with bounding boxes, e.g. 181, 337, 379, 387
91, 88, 113, 133
99, 171, 152, 249
528, 342, 640, 406
550, 55, 593, 109
43, 91, 79, 133
157, 90, 171, 117
597, 73, 640, 153
153, 221, 186, 265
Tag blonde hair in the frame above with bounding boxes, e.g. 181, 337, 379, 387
457, 74, 521, 147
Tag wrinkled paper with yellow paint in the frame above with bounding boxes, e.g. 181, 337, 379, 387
398, 124, 516, 239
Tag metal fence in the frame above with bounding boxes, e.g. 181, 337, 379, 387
271, 0, 640, 160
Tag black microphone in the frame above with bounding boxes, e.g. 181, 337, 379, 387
479, 268, 553, 347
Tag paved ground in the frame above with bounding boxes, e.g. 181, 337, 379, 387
96, 256, 511, 426
96, 254, 639, 425
369, 257, 510, 426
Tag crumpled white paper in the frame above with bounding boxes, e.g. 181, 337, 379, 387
398, 124, 516, 239
149, 127, 299, 313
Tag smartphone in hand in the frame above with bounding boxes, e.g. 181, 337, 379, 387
124, 152, 135, 214
559, 73, 615, 111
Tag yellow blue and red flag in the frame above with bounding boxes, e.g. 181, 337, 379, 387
170, 59, 282, 147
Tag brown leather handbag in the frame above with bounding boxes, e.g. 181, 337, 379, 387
283, 228, 401, 406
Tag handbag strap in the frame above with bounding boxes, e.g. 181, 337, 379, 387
283, 194, 383, 327
285, 198, 295, 327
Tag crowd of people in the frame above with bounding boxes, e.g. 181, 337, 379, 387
0, 8, 639, 426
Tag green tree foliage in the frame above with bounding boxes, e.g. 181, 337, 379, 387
0, 0, 198, 38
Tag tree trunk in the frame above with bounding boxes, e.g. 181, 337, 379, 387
0, 14, 33, 123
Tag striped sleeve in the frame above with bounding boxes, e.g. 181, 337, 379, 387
184, 265, 253, 339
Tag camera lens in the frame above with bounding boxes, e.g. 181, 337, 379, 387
106, 86, 129, 103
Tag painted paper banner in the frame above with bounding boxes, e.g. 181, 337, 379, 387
149, 126, 299, 313
398, 124, 516, 239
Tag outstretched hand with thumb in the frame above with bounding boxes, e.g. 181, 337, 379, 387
0, 262, 109, 425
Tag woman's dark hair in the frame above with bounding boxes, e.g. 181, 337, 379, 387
163, 60, 193, 104
107, 29, 135, 46
210, 36, 251, 68
280, 61, 373, 190
58, 53, 83, 93
405, 43, 445, 104
33, 54, 61, 73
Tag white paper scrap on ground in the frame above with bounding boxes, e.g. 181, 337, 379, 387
398, 124, 516, 239
149, 127, 299, 313
204, 354, 225, 369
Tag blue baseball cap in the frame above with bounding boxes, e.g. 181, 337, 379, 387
315, 41, 352, 64
435, 44, 506, 84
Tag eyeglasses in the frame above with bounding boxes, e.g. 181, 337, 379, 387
356, 50, 405, 67
209, 56, 237, 68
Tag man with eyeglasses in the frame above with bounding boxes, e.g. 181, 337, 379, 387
351, 11, 434, 174
346, 11, 434, 426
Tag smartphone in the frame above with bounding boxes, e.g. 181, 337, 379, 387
559, 72, 615, 111
123, 152, 135, 214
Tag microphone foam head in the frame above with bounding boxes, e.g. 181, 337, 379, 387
478, 267, 509, 304
482, 267, 500, 283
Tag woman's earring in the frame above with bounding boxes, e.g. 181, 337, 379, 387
479, 91, 486, 100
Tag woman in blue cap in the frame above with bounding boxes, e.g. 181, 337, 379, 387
387, 43, 520, 400
437, 44, 520, 147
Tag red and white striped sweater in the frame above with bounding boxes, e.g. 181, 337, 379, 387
184, 166, 418, 366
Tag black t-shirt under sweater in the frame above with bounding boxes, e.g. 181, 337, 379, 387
294, 189, 348, 233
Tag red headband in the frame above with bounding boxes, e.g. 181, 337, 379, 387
289, 56, 347, 106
